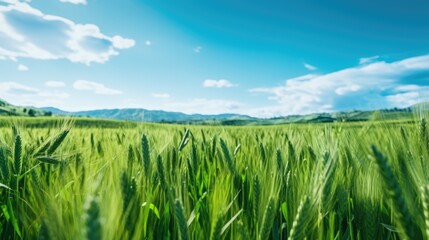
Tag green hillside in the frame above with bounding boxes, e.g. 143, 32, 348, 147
0, 99, 51, 117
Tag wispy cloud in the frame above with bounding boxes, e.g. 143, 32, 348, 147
0, 81, 69, 107
145, 40, 151, 46
45, 81, 66, 88
0, 81, 38, 93
249, 54, 429, 117
386, 91, 427, 108
152, 93, 170, 99
194, 46, 202, 53
359, 55, 380, 65
73, 80, 122, 95
203, 79, 237, 88
335, 84, 361, 95
304, 63, 317, 71
17, 64, 28, 71
59, 0, 87, 5
0, 1, 134, 64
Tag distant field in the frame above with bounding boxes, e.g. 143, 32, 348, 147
0, 116, 428, 239
0, 117, 139, 128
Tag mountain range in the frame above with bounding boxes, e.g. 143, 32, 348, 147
40, 107, 255, 123
1, 99, 426, 125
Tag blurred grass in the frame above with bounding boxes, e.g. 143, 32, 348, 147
0, 115, 427, 239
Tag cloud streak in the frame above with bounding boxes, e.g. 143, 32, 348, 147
203, 79, 237, 88
73, 80, 122, 95
249, 54, 429, 117
359, 55, 380, 65
59, 0, 87, 5
17, 63, 28, 71
304, 63, 317, 71
0, 1, 134, 64
0, 81, 69, 107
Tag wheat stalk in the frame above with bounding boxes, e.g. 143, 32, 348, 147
259, 142, 266, 165
84, 196, 102, 240
14, 134, 22, 176
37, 156, 62, 165
0, 146, 9, 181
210, 214, 223, 240
178, 129, 190, 152
288, 195, 310, 240
220, 138, 235, 175
174, 199, 189, 240
421, 185, 429, 238
157, 155, 167, 190
372, 145, 413, 240
276, 149, 283, 171
46, 128, 70, 155
253, 176, 261, 221
259, 197, 276, 240
141, 134, 150, 176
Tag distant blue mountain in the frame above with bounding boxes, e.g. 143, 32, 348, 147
39, 105, 417, 124
0, 97, 420, 124
39, 107, 256, 122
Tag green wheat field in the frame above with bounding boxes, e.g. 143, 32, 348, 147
1, 115, 429, 239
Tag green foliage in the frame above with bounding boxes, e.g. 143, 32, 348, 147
0, 99, 50, 117
84, 196, 102, 240
174, 199, 189, 240
372, 146, 415, 240
259, 197, 276, 240
13, 134, 22, 175
288, 196, 311, 240
141, 134, 150, 176
0, 116, 428, 239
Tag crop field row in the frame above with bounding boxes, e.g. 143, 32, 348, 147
0, 118, 428, 239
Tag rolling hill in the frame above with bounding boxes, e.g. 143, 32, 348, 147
0, 98, 424, 125
39, 107, 256, 123
0, 99, 52, 117
40, 105, 417, 125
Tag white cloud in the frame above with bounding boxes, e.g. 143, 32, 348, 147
145, 40, 151, 46
304, 63, 317, 71
0, 81, 38, 93
335, 84, 361, 95
194, 46, 202, 53
394, 84, 420, 92
45, 81, 66, 88
386, 91, 425, 108
387, 84, 429, 108
152, 93, 170, 99
73, 80, 122, 95
359, 55, 379, 65
59, 0, 87, 5
0, 1, 134, 64
0, 81, 69, 107
17, 63, 28, 71
111, 35, 135, 49
249, 54, 429, 116
203, 79, 237, 88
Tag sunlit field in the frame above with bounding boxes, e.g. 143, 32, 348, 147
0, 116, 428, 239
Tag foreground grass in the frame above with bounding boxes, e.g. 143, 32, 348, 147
0, 117, 428, 239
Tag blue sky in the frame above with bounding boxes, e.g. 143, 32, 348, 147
1, 0, 429, 117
